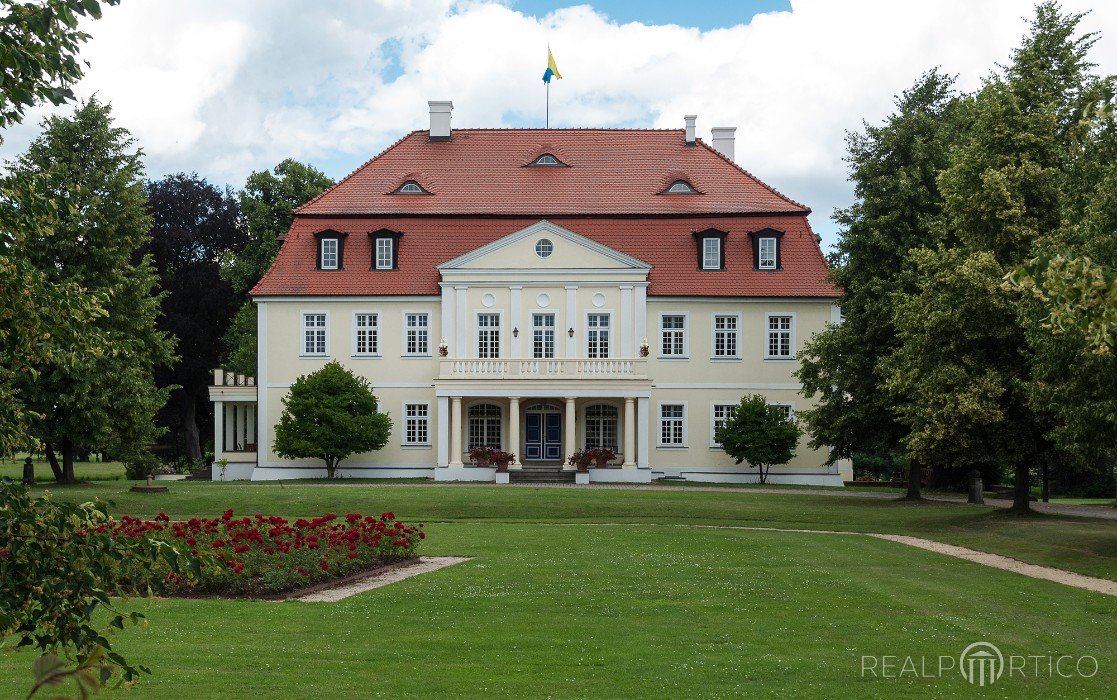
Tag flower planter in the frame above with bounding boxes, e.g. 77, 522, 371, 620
594, 457, 608, 469
153, 474, 188, 481
575, 472, 590, 485
495, 472, 510, 485
473, 459, 490, 468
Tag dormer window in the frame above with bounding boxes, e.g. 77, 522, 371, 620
534, 154, 560, 166
369, 229, 403, 271
314, 230, 347, 270
394, 181, 428, 194
666, 180, 696, 194
692, 228, 728, 271
749, 228, 784, 271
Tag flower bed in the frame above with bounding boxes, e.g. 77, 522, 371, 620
105, 509, 424, 596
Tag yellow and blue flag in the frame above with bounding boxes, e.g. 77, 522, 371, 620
542, 48, 562, 84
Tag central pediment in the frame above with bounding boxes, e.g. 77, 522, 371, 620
438, 220, 652, 272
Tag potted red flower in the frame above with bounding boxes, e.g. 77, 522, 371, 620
469, 445, 497, 467
492, 450, 515, 473
585, 447, 616, 468
567, 449, 590, 473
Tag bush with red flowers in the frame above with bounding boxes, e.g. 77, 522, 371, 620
108, 509, 424, 596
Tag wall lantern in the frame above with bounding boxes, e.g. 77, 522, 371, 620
512, 327, 519, 338
568, 327, 575, 338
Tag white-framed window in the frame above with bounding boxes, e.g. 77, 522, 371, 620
585, 404, 619, 451
533, 313, 556, 359
477, 313, 501, 359
403, 403, 430, 445
301, 312, 327, 356
765, 313, 795, 359
666, 180, 695, 194
320, 238, 338, 270
712, 314, 740, 358
759, 237, 777, 269
711, 403, 737, 447
534, 154, 560, 166
769, 403, 795, 421
375, 237, 394, 270
702, 237, 721, 270
353, 312, 379, 356
535, 238, 554, 258
658, 403, 687, 447
587, 313, 610, 359
397, 181, 425, 194
403, 312, 430, 356
660, 314, 687, 358
467, 403, 502, 450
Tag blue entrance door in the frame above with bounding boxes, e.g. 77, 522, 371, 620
525, 411, 562, 461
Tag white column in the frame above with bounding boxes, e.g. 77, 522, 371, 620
563, 396, 577, 470
637, 397, 650, 469
437, 396, 449, 467
620, 285, 633, 357
449, 396, 463, 467
510, 286, 522, 358
214, 400, 225, 464
224, 403, 235, 451
508, 397, 522, 469
623, 397, 636, 467
247, 404, 256, 446
565, 285, 577, 357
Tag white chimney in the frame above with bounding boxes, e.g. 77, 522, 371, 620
428, 100, 453, 141
684, 115, 697, 146
710, 126, 736, 162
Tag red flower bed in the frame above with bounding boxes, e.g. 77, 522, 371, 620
105, 509, 424, 596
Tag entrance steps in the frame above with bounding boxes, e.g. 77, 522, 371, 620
509, 465, 575, 484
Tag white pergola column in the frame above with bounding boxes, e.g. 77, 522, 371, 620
224, 403, 235, 451
247, 404, 256, 446
563, 396, 576, 471
637, 397, 650, 469
449, 396, 464, 467
214, 400, 225, 462
623, 397, 636, 467
508, 397, 522, 470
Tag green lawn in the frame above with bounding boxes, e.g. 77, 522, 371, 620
2, 520, 1113, 698
0, 454, 126, 482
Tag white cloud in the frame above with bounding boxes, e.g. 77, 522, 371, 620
1, 0, 1115, 247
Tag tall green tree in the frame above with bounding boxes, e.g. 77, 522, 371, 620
0, 0, 116, 453
714, 395, 800, 485
221, 159, 333, 375
143, 174, 245, 462
5, 98, 175, 482
795, 70, 958, 499
886, 3, 1106, 512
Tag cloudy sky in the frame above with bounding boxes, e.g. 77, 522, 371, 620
1, 0, 1115, 248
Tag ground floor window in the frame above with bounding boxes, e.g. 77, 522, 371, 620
711, 403, 737, 447
468, 403, 502, 449
585, 404, 618, 451
658, 404, 686, 446
404, 403, 429, 445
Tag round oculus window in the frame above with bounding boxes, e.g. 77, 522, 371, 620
535, 238, 554, 258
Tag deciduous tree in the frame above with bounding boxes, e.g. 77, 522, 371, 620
714, 395, 800, 485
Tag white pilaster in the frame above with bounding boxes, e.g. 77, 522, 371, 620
510, 286, 523, 358
565, 285, 577, 357
256, 300, 268, 464
247, 404, 256, 445
449, 396, 463, 467
455, 286, 468, 357
563, 396, 577, 470
620, 285, 633, 356
508, 396, 522, 469
637, 396, 650, 469
635, 285, 647, 350
623, 397, 636, 467
437, 396, 449, 467
441, 285, 454, 353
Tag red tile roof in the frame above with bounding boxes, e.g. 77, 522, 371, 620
252, 215, 839, 298
296, 129, 810, 216
253, 129, 837, 298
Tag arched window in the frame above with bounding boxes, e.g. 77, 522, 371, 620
666, 180, 696, 194
468, 403, 502, 449
585, 404, 618, 451
395, 181, 427, 194
534, 154, 561, 166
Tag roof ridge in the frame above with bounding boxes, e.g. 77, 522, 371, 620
295, 130, 423, 214
694, 138, 811, 214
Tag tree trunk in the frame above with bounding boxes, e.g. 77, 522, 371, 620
904, 461, 923, 500
44, 443, 64, 481
758, 464, 768, 484
22, 457, 35, 486
181, 389, 202, 462
1011, 462, 1031, 513
60, 437, 76, 484
1041, 463, 1049, 503
325, 456, 337, 479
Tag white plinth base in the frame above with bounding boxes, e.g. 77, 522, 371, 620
587, 467, 653, 483
575, 472, 590, 485
436, 466, 496, 482
495, 472, 510, 484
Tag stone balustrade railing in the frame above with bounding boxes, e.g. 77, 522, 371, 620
438, 358, 647, 380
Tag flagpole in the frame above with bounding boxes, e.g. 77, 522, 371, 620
546, 81, 550, 128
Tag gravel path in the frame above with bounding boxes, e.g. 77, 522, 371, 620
290, 557, 471, 602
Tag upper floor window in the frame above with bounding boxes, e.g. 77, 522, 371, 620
320, 238, 338, 269
404, 312, 430, 356
750, 228, 784, 270
477, 313, 501, 359
394, 181, 428, 194
375, 237, 394, 270
666, 180, 696, 194
712, 314, 739, 358
587, 313, 611, 359
660, 314, 686, 358
533, 313, 556, 359
315, 230, 346, 270
702, 238, 721, 270
765, 313, 794, 359
302, 313, 327, 356
354, 313, 378, 356
533, 154, 562, 166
